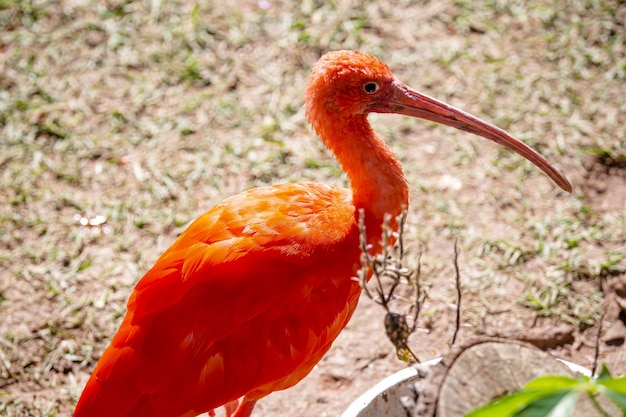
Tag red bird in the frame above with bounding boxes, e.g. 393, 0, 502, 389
73, 51, 571, 417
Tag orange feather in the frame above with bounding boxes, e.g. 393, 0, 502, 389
73, 51, 570, 417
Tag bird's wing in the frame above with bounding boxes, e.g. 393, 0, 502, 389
74, 182, 361, 417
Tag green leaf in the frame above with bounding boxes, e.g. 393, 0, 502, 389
524, 375, 581, 391
597, 379, 626, 414
597, 364, 613, 381
598, 375, 626, 395
591, 366, 626, 413
465, 374, 588, 417
597, 390, 626, 413
465, 390, 575, 417
465, 390, 546, 417
516, 391, 579, 417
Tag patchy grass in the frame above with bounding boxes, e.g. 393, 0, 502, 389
0, 0, 624, 416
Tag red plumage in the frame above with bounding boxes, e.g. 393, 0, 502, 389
74, 51, 570, 417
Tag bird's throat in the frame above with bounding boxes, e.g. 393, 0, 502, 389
320, 114, 409, 240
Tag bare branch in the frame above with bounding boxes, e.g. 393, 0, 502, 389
357, 209, 424, 363
409, 251, 425, 334
592, 275, 607, 376
451, 239, 462, 346
358, 208, 374, 300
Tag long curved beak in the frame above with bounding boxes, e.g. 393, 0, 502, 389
386, 79, 572, 192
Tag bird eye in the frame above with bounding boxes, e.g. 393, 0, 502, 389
363, 82, 379, 94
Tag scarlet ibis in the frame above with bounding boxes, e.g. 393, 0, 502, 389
73, 50, 571, 417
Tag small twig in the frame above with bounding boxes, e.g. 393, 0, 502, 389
451, 239, 462, 346
592, 309, 605, 377
357, 352, 388, 371
376, 214, 392, 307
358, 208, 374, 300
409, 251, 424, 333
592, 275, 607, 376
357, 209, 423, 363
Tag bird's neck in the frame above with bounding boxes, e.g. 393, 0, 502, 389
318, 114, 409, 242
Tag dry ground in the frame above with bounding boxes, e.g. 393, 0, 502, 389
1, 0, 625, 416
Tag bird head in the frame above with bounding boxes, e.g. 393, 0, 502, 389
305, 50, 397, 117
304, 50, 571, 192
